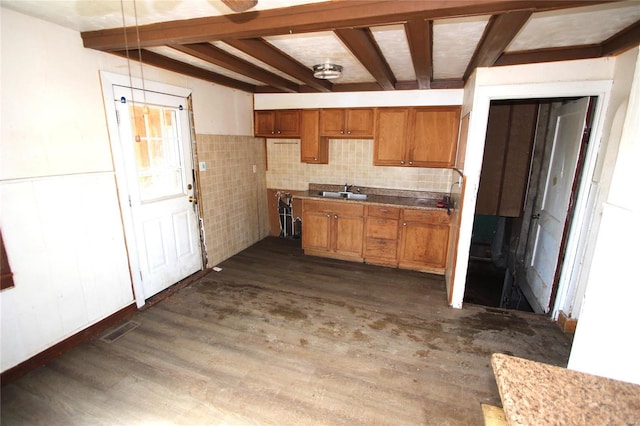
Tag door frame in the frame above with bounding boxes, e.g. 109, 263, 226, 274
99, 71, 198, 307
452, 79, 612, 320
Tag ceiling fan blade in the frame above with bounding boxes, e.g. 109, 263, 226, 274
221, 0, 258, 13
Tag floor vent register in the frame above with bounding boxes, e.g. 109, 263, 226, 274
100, 321, 141, 343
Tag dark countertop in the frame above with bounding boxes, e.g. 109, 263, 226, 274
492, 353, 640, 425
291, 189, 447, 211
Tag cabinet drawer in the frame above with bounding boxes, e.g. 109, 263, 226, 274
366, 218, 398, 240
303, 200, 363, 217
402, 208, 451, 225
367, 205, 400, 219
303, 200, 332, 214
336, 203, 364, 217
365, 238, 398, 259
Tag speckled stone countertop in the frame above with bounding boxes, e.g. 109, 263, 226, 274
492, 353, 640, 425
291, 184, 450, 211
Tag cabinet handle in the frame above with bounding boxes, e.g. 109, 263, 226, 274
276, 130, 281, 134
314, 157, 318, 161
326, 214, 331, 218
403, 222, 407, 226
340, 130, 344, 134
409, 161, 413, 165
400, 160, 405, 165
347, 130, 352, 134
334, 215, 338, 219
270, 131, 275, 134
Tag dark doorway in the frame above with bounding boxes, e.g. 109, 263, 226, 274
464, 97, 595, 314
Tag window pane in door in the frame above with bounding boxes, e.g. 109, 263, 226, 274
129, 104, 184, 202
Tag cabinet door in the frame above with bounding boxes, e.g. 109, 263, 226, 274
300, 109, 328, 164
319, 109, 346, 136
334, 214, 364, 257
254, 111, 276, 136
399, 221, 450, 270
302, 209, 331, 251
275, 110, 300, 136
345, 108, 374, 137
409, 107, 460, 167
373, 108, 409, 166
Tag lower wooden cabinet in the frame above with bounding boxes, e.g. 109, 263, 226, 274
302, 200, 364, 261
302, 200, 450, 274
398, 208, 450, 274
364, 205, 400, 267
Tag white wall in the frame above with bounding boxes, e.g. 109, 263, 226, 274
254, 90, 462, 110
568, 49, 640, 385
0, 7, 252, 372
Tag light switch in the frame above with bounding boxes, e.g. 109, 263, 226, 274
199, 161, 206, 171
252, 164, 257, 173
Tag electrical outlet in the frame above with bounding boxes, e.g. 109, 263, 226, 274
252, 164, 257, 173
199, 161, 206, 171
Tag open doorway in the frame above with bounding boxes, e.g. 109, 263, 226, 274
464, 97, 595, 314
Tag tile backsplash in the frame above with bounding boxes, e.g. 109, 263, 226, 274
266, 138, 454, 192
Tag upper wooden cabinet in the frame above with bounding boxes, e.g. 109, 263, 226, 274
300, 109, 328, 164
254, 110, 300, 137
374, 106, 461, 168
320, 108, 374, 138
409, 107, 461, 167
373, 108, 410, 166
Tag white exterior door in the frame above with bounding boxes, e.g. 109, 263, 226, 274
526, 97, 590, 312
113, 85, 202, 300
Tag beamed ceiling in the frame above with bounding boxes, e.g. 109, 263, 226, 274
4, 0, 640, 93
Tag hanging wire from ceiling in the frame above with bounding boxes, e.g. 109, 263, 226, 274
119, 0, 141, 142
132, 0, 149, 117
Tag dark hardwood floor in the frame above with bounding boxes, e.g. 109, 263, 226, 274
1, 237, 572, 425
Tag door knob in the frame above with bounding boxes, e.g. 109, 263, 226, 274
188, 196, 197, 203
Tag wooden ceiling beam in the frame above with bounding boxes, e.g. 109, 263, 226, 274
111, 49, 256, 93
224, 38, 332, 92
405, 19, 433, 89
335, 28, 396, 91
331, 82, 383, 92
169, 43, 299, 92
602, 19, 640, 56
463, 10, 532, 81
332, 78, 464, 92
495, 45, 602, 66
430, 78, 465, 89
81, 1, 607, 51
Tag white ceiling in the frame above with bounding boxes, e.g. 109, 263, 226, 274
3, 0, 640, 91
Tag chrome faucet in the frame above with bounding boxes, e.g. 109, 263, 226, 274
343, 183, 352, 192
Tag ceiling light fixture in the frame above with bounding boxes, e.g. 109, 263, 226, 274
221, 0, 258, 13
313, 63, 343, 80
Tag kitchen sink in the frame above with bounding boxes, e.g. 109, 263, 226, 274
346, 193, 368, 200
318, 191, 368, 200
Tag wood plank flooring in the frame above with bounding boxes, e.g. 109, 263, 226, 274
1, 237, 572, 425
